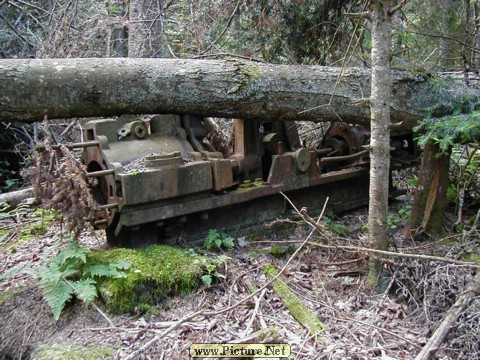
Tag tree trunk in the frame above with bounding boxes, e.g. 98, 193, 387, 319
474, 1, 480, 69
0, 58, 476, 126
436, 0, 455, 69
367, 0, 394, 289
404, 143, 451, 239
128, 0, 165, 58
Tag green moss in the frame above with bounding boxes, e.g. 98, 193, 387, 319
325, 223, 352, 237
0, 208, 57, 250
0, 229, 9, 244
269, 245, 297, 258
0, 285, 26, 305
87, 245, 204, 314
465, 253, 480, 264
264, 265, 325, 342
228, 62, 261, 95
33, 343, 114, 360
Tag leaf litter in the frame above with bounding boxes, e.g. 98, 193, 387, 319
0, 204, 478, 360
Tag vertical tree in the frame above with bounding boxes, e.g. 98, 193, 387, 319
127, 0, 165, 57
367, 0, 407, 288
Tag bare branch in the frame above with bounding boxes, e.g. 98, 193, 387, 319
201, 0, 241, 54
345, 11, 372, 21
407, 30, 480, 54
388, 0, 410, 16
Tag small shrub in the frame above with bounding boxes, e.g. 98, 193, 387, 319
204, 229, 235, 250
199, 254, 231, 286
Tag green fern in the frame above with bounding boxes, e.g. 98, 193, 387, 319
70, 279, 97, 303
40, 276, 74, 321
36, 241, 129, 321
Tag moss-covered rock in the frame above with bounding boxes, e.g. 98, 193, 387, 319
33, 343, 114, 360
87, 245, 204, 314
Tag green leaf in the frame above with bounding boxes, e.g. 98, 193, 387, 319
71, 278, 98, 304
52, 241, 88, 268
216, 255, 232, 264
85, 264, 119, 277
201, 274, 213, 286
221, 236, 235, 249
206, 263, 216, 273
112, 260, 130, 270
41, 280, 74, 321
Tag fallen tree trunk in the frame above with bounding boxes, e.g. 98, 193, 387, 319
0, 58, 477, 129
0, 187, 34, 208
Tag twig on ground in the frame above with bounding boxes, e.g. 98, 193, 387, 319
310, 243, 479, 268
335, 317, 421, 349
253, 239, 479, 268
241, 288, 266, 337
122, 310, 204, 360
92, 303, 114, 328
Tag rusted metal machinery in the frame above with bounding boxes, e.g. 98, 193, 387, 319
78, 115, 416, 246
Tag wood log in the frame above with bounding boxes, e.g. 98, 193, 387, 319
0, 187, 34, 208
0, 58, 478, 129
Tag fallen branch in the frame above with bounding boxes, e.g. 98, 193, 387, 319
415, 271, 480, 360
255, 239, 479, 268
122, 310, 204, 360
270, 198, 479, 269
310, 243, 480, 269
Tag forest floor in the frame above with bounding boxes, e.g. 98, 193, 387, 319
0, 195, 479, 360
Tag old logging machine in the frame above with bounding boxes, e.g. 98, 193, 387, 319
66, 115, 417, 246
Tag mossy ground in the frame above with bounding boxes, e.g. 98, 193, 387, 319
0, 207, 57, 252
87, 245, 204, 314
33, 343, 114, 360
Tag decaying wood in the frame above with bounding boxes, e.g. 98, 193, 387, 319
0, 58, 477, 129
404, 143, 451, 239
264, 264, 325, 339
415, 271, 480, 360
0, 187, 34, 208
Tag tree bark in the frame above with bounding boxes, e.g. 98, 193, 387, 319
404, 143, 451, 239
367, 0, 394, 289
0, 58, 477, 127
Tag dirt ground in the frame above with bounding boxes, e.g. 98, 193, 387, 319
0, 200, 478, 360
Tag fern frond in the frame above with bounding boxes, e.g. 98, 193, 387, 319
111, 260, 131, 270
84, 264, 127, 279
53, 241, 88, 266
70, 278, 97, 304
42, 280, 74, 321
36, 263, 63, 285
